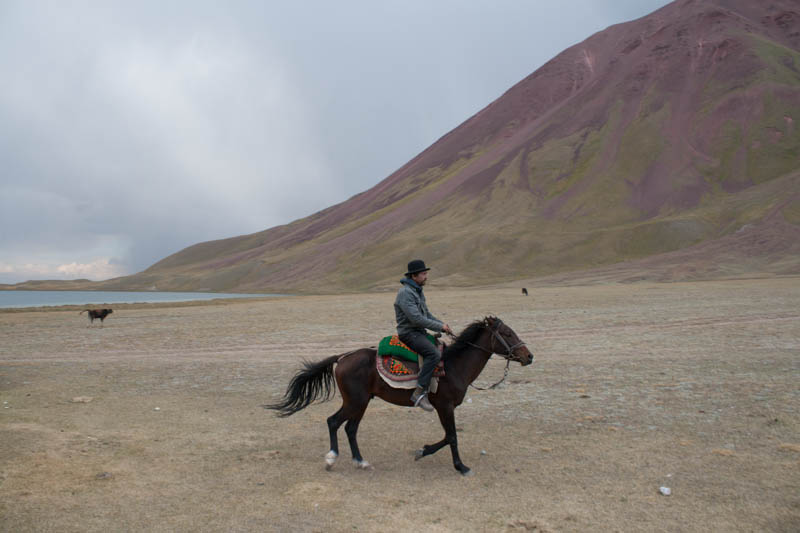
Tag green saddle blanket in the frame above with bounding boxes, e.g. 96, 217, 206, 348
377, 334, 436, 363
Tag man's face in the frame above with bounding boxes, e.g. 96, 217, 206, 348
412, 271, 428, 285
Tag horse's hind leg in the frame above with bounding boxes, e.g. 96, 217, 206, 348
337, 383, 371, 469
325, 402, 371, 471
345, 409, 372, 470
328, 353, 373, 471
326, 407, 346, 470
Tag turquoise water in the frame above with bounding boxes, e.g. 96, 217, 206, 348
0, 290, 278, 308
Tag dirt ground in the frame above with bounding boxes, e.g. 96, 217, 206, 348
1, 278, 799, 532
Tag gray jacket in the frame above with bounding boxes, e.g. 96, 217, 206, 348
394, 277, 444, 336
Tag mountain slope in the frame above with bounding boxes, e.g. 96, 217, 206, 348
100, 0, 800, 292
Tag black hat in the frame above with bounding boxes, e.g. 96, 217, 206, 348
405, 259, 431, 276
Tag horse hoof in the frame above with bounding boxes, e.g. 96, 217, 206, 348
354, 460, 373, 470
325, 451, 338, 470
460, 468, 474, 477
414, 449, 425, 461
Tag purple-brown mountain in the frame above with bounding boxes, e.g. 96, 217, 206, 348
100, 0, 800, 292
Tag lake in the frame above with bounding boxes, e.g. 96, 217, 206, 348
0, 290, 279, 309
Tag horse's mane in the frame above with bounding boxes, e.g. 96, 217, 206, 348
442, 318, 491, 359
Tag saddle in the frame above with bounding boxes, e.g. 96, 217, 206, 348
375, 335, 445, 387
377, 334, 439, 363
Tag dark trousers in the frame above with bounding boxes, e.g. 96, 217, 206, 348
398, 331, 441, 390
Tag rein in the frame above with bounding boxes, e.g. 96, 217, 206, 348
446, 318, 526, 391
469, 359, 510, 391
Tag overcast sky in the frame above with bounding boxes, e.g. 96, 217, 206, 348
0, 0, 669, 284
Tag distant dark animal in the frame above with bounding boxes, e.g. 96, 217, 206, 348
80, 308, 113, 325
266, 316, 532, 476
522, 288, 528, 296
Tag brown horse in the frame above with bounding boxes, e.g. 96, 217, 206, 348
266, 316, 533, 476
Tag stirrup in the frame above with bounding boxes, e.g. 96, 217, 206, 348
412, 388, 434, 412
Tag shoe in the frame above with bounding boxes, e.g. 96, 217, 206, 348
410, 386, 434, 412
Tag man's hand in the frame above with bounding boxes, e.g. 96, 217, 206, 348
442, 323, 453, 336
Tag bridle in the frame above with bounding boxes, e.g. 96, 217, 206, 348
458, 318, 526, 360
485, 318, 527, 360
448, 318, 528, 390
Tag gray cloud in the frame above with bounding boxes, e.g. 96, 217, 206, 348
0, 0, 668, 283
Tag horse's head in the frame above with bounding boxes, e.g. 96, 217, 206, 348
485, 317, 533, 366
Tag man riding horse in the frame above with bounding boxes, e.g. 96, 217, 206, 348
268, 263, 533, 474
395, 259, 453, 411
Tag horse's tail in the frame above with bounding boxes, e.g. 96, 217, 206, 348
79, 310, 87, 314
265, 354, 340, 417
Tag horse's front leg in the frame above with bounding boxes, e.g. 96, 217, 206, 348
414, 437, 448, 461
413, 400, 449, 460
416, 403, 472, 476
439, 404, 471, 476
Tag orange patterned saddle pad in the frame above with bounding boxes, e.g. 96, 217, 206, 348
376, 354, 445, 382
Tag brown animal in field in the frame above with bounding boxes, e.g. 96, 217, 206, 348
521, 288, 528, 296
80, 308, 113, 326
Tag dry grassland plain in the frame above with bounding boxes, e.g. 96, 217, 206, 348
1, 278, 799, 532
